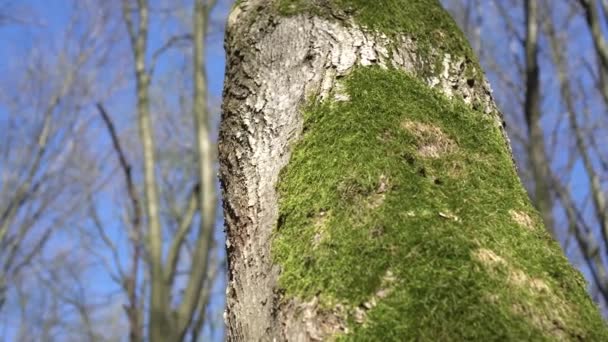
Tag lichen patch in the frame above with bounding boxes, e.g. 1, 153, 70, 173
445, 159, 467, 178
400, 120, 456, 158
474, 248, 550, 293
509, 269, 551, 294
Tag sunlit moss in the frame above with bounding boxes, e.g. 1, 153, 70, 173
273, 67, 608, 340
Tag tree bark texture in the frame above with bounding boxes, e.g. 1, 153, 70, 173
219, 0, 608, 340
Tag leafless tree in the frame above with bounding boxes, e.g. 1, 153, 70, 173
0, 0, 121, 315
78, 0, 224, 340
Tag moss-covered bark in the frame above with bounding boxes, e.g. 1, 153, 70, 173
275, 67, 607, 341
219, 0, 608, 340
276, 0, 476, 60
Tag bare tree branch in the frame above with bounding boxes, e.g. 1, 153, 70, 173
165, 184, 199, 288
523, 0, 556, 236
544, 7, 608, 260
579, 0, 608, 108
552, 173, 608, 301
97, 56, 145, 342
174, 0, 218, 338
149, 34, 193, 79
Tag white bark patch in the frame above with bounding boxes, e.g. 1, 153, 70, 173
220, 2, 509, 340
332, 81, 350, 102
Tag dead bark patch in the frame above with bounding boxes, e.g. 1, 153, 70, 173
353, 269, 397, 324
281, 296, 348, 341
509, 210, 535, 230
401, 120, 456, 158
438, 211, 460, 222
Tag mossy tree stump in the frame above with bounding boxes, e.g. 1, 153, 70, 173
219, 0, 608, 340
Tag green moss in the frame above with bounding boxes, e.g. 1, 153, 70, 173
273, 67, 608, 340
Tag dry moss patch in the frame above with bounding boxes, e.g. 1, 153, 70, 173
474, 248, 583, 340
401, 120, 457, 158
510, 209, 536, 231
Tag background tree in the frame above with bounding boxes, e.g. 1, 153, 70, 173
0, 0, 228, 340
90, 0, 224, 340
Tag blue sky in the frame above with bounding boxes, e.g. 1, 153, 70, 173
1, 0, 607, 340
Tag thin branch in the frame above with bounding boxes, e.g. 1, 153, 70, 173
190, 252, 219, 342
545, 3, 608, 269
149, 34, 193, 78
122, 0, 138, 52
165, 183, 199, 287
552, 173, 608, 301
88, 201, 126, 282
524, 0, 555, 236
175, 0, 218, 337
96, 103, 143, 231
0, 111, 52, 242
579, 0, 608, 108
97, 102, 145, 342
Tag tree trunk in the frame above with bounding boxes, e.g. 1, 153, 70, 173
523, 0, 555, 238
219, 0, 608, 340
